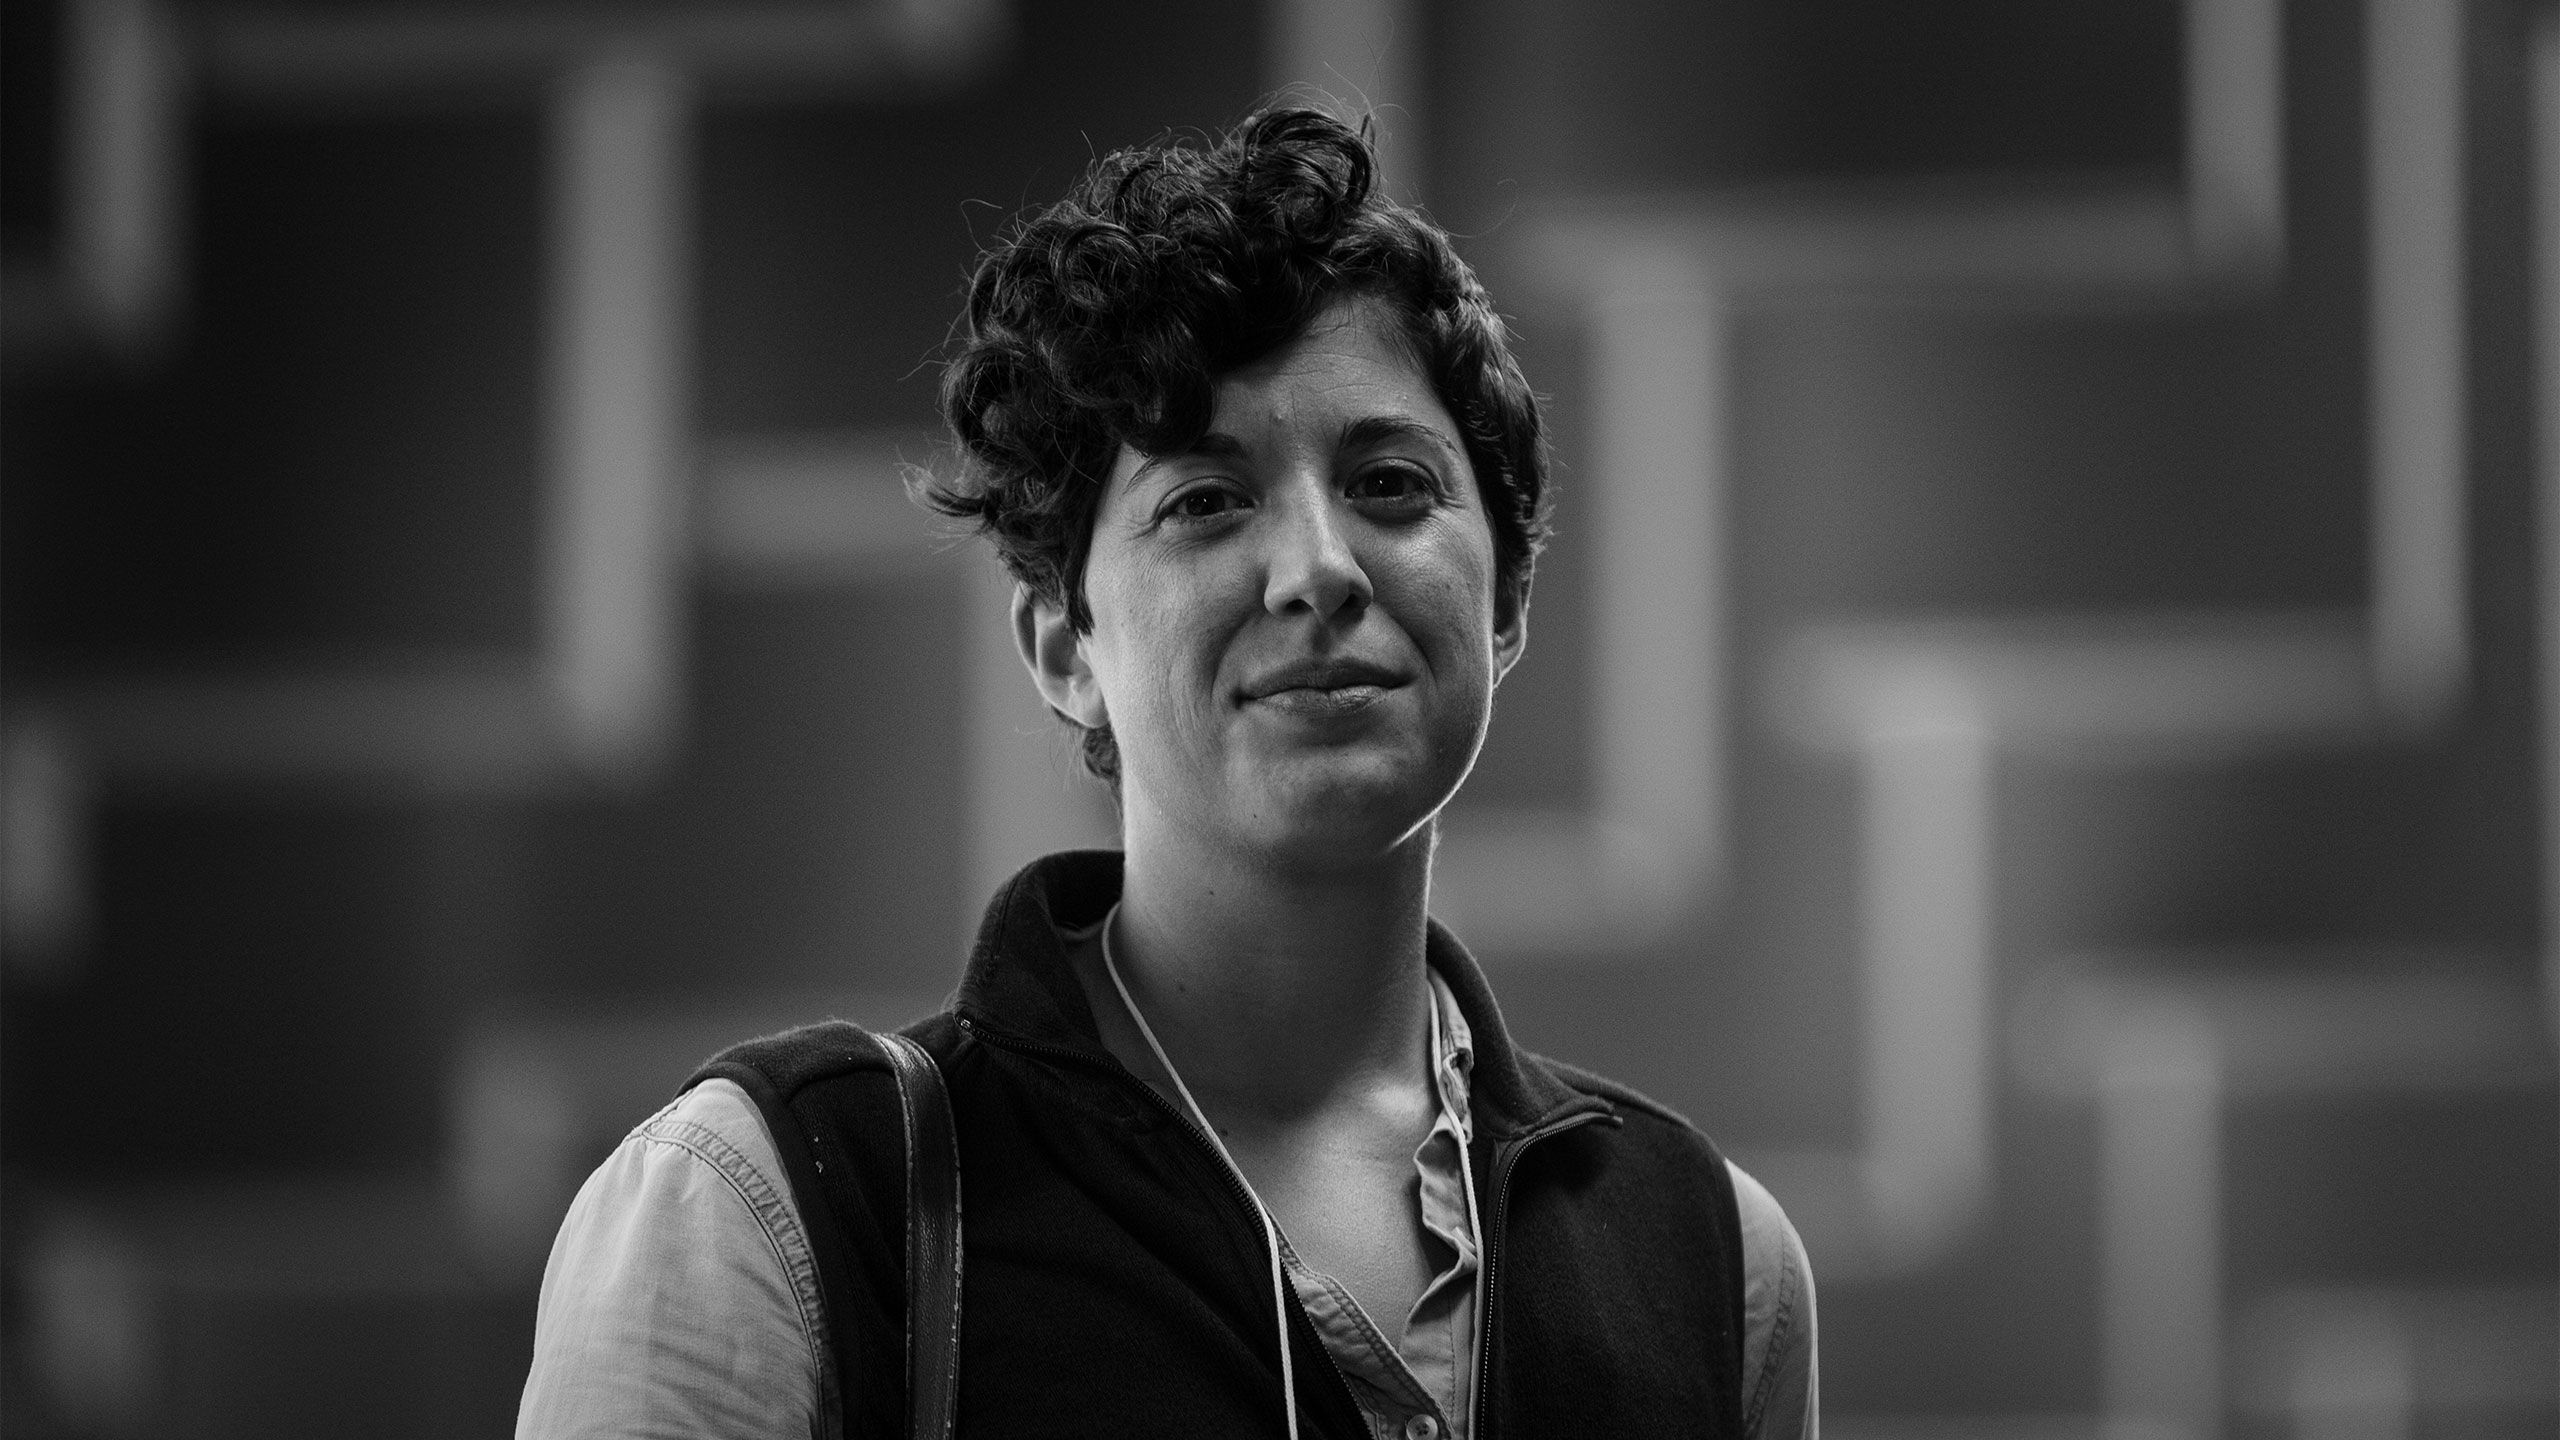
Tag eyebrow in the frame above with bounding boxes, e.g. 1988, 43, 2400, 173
1119, 432, 1246, 494
1120, 415, 1462, 492
1340, 415, 1464, 464
1187, 432, 1252, 462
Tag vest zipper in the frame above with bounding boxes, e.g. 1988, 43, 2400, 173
1472, 1109, 1611, 1440
952, 1016, 1365, 1419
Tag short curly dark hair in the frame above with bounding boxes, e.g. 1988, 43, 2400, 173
922, 106, 1552, 784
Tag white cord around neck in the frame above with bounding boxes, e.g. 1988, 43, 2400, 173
1100, 904, 1301, 1440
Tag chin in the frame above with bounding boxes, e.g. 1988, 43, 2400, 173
1240, 757, 1461, 863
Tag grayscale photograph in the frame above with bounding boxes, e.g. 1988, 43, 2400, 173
0, 1, 2552, 1436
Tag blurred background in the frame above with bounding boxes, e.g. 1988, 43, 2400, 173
2, 0, 2556, 1433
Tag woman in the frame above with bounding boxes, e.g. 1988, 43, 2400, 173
519, 107, 1813, 1439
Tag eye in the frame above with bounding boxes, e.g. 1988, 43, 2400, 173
1163, 485, 1250, 523
1348, 462, 1439, 505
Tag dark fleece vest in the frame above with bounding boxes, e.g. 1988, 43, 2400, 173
689, 851, 1747, 1439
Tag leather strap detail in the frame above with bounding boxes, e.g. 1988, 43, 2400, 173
879, 1030, 963, 1440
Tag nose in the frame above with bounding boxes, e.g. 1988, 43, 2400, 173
1261, 484, 1373, 620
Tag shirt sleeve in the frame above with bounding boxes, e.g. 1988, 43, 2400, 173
1730, 1160, 1818, 1440
517, 1079, 831, 1440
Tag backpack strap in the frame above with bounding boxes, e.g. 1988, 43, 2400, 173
878, 1030, 962, 1440
689, 1022, 963, 1440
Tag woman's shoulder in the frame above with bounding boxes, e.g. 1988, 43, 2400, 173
1727, 1160, 1817, 1440
1524, 1050, 1719, 1149
518, 1079, 829, 1437
561, 1077, 818, 1308
693, 1017, 907, 1093
642, 1077, 790, 1183
1520, 1052, 1808, 1243
1513, 1051, 1816, 1433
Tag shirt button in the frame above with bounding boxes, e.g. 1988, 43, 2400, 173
1404, 1417, 1440, 1440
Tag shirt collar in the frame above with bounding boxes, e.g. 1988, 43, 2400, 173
1425, 968, 1475, 1144
952, 850, 1598, 1139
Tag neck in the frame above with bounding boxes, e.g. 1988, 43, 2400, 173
1107, 816, 1436, 1122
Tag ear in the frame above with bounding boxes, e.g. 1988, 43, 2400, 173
1491, 580, 1529, 684
1012, 584, 1109, 729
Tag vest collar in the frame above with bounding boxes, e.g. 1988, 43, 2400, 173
949, 850, 1598, 1141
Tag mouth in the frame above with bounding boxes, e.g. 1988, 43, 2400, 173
1240, 659, 1407, 717
1248, 683, 1393, 720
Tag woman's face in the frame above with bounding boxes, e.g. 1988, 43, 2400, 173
1022, 296, 1525, 871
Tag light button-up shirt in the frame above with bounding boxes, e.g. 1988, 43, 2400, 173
1271, 969, 1480, 1440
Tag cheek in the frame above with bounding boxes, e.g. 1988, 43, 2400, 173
1395, 534, 1503, 663
1084, 565, 1228, 734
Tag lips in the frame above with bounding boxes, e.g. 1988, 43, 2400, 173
1240, 658, 1407, 701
